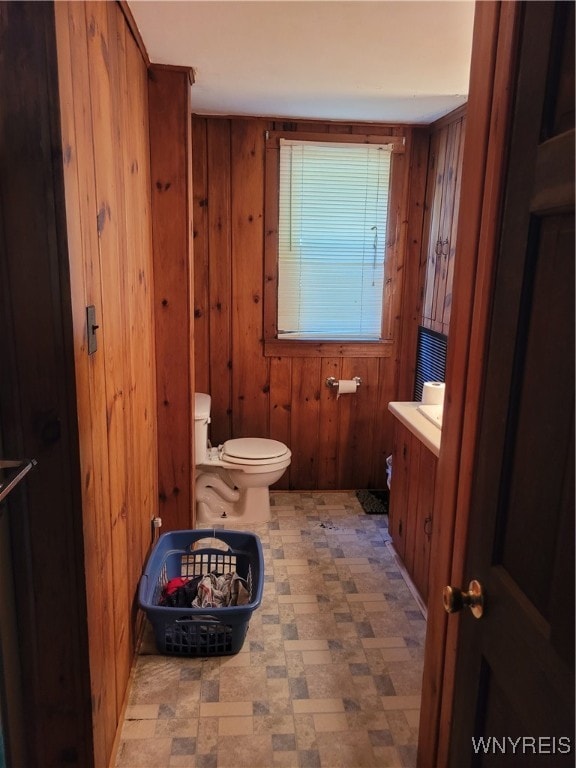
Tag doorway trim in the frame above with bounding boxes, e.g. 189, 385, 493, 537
417, 3, 521, 765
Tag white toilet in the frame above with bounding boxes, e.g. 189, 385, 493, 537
194, 393, 291, 525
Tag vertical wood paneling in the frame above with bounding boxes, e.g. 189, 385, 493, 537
372, 357, 398, 484
433, 121, 459, 323
318, 358, 342, 489
120, 10, 157, 609
230, 120, 270, 437
149, 65, 194, 531
193, 116, 425, 491
442, 119, 466, 333
383, 149, 407, 341
86, 1, 133, 717
57, 4, 117, 763
2, 2, 156, 766
396, 128, 430, 401
422, 130, 447, 325
207, 119, 233, 443
269, 356, 292, 489
192, 118, 210, 396
290, 358, 322, 489
338, 358, 379, 488
55, 2, 158, 764
421, 110, 466, 336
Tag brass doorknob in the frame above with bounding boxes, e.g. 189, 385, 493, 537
443, 579, 484, 619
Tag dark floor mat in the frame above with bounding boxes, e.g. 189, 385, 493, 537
356, 489, 389, 515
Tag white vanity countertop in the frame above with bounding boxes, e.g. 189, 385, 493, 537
388, 401, 441, 457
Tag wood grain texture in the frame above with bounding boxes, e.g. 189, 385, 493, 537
55, 5, 117, 764
193, 117, 424, 490
149, 65, 194, 531
192, 117, 210, 395
0, 2, 156, 766
421, 110, 467, 335
230, 119, 270, 439
207, 119, 233, 443
418, 4, 516, 766
397, 128, 430, 401
0, 3, 94, 765
56, 1, 158, 764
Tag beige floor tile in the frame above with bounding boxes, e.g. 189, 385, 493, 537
381, 694, 421, 711
313, 712, 350, 732
284, 638, 328, 651
301, 649, 333, 665
218, 716, 254, 736
115, 737, 173, 768
120, 719, 158, 739
200, 701, 252, 717
124, 704, 160, 720
292, 698, 345, 714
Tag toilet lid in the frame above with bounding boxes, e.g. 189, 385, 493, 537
222, 437, 289, 461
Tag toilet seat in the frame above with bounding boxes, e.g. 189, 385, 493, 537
220, 438, 290, 466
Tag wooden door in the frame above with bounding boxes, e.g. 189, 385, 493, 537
388, 421, 411, 561
411, 446, 436, 605
449, 3, 574, 764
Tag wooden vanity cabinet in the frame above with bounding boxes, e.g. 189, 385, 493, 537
389, 420, 437, 604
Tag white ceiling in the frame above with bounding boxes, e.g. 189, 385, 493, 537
128, 0, 476, 124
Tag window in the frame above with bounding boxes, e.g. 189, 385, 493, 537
278, 140, 391, 340
264, 131, 405, 355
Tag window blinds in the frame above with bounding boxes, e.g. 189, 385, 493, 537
278, 139, 391, 340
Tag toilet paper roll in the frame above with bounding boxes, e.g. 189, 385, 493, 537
422, 381, 445, 406
336, 379, 358, 399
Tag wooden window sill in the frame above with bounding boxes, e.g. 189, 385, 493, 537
263, 339, 394, 358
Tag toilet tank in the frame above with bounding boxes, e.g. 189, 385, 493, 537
194, 393, 211, 465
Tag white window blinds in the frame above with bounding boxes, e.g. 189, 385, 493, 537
278, 139, 391, 340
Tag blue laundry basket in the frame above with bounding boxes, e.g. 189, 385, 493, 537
138, 529, 264, 657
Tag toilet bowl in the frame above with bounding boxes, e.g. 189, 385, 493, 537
194, 394, 291, 525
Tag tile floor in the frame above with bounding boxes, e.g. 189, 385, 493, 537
114, 491, 426, 768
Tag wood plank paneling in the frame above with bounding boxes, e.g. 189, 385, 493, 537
87, 0, 133, 720
421, 110, 467, 335
119, 6, 156, 621
192, 117, 210, 396
442, 120, 466, 332
207, 119, 233, 443
56, 1, 158, 764
149, 65, 194, 531
318, 358, 342, 490
56, 4, 118, 763
269, 356, 292, 490
290, 357, 322, 489
338, 358, 379, 489
193, 116, 425, 491
230, 120, 270, 439
396, 128, 430, 401
1, 2, 157, 766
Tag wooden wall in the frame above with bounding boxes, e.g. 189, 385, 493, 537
56, 3, 157, 766
149, 65, 195, 532
192, 117, 428, 490
421, 108, 467, 335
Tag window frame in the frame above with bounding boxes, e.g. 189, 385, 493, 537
264, 130, 406, 358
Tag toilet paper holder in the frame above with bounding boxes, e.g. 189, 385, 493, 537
325, 376, 362, 388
